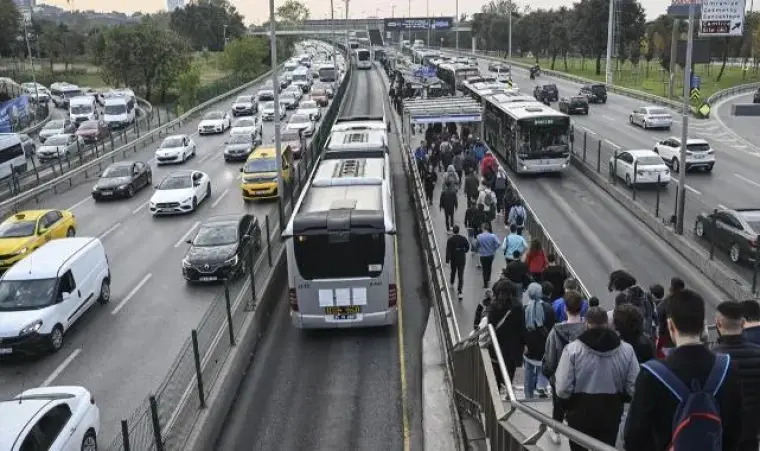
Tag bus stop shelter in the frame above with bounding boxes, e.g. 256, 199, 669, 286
401, 98, 483, 143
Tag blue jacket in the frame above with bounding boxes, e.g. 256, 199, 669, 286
474, 232, 501, 257
552, 298, 589, 322
473, 143, 486, 162
415, 146, 427, 162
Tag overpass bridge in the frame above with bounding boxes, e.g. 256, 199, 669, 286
248, 22, 472, 36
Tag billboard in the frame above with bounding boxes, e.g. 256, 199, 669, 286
0, 96, 30, 133
667, 0, 702, 17
383, 17, 454, 31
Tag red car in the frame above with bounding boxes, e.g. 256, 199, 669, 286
76, 120, 111, 143
310, 88, 330, 107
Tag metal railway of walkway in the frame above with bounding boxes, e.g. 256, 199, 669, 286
248, 23, 472, 36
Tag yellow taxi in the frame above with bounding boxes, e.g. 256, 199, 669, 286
0, 209, 77, 271
240, 145, 293, 200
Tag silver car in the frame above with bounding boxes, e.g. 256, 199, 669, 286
36, 134, 83, 162
629, 106, 673, 130
38, 119, 75, 143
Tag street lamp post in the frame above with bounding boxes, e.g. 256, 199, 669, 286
21, 12, 39, 118
331, 0, 337, 66
455, 0, 459, 51
508, 0, 512, 72
345, 0, 350, 56
223, 24, 229, 50
605, 0, 614, 85
268, 0, 285, 229
676, 1, 696, 235
426, 0, 430, 46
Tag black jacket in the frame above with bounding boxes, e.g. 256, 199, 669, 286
743, 325, 760, 346
439, 190, 458, 213
446, 234, 470, 266
542, 264, 565, 301
487, 302, 525, 367
464, 207, 487, 231
423, 171, 437, 193
624, 344, 743, 451
713, 334, 760, 449
620, 333, 655, 364
463, 173, 480, 199
522, 301, 556, 360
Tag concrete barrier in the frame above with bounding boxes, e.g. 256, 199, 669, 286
731, 103, 760, 115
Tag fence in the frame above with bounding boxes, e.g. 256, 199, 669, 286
105, 53, 353, 451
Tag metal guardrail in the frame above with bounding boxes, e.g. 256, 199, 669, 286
706, 81, 760, 104
106, 50, 354, 451
0, 68, 283, 220
19, 102, 53, 136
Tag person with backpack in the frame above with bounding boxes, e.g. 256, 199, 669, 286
712, 301, 760, 451
608, 269, 657, 340
480, 151, 499, 188
464, 203, 488, 267
463, 148, 478, 175
503, 224, 527, 264
472, 137, 486, 162
439, 186, 459, 232
493, 167, 508, 215
524, 238, 548, 281
552, 278, 589, 322
508, 203, 526, 235
452, 151, 464, 182
555, 306, 640, 450
624, 289, 743, 451
473, 223, 501, 288
483, 278, 525, 395
463, 171, 480, 206
442, 165, 460, 193
523, 282, 556, 399
414, 140, 428, 175
477, 183, 498, 223
440, 140, 454, 172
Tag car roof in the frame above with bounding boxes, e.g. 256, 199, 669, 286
4, 238, 99, 280
626, 149, 660, 158
164, 134, 188, 140
166, 170, 194, 177
0, 398, 51, 449
4, 210, 53, 223
686, 138, 709, 145
107, 161, 137, 168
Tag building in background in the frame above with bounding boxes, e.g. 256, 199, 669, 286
167, 0, 185, 11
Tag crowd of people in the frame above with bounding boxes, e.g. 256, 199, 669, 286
416, 123, 760, 450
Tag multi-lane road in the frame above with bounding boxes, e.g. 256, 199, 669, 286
714, 91, 760, 151
215, 66, 427, 450
0, 55, 334, 443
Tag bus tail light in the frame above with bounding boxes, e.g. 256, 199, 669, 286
388, 284, 398, 308
288, 288, 299, 312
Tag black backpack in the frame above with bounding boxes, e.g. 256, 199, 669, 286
513, 206, 525, 226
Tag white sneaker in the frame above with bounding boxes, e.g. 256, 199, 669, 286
549, 429, 561, 444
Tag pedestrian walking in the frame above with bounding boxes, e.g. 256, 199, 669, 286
439, 188, 458, 232
485, 279, 525, 391
443, 165, 460, 193
452, 151, 464, 182
524, 238, 548, 281
445, 225, 470, 299
463, 170, 480, 206
743, 299, 760, 345
493, 166, 508, 215
523, 282, 556, 399
477, 183, 497, 223
507, 202, 526, 235
473, 223, 501, 288
464, 203, 487, 268
503, 224, 527, 264
423, 165, 437, 205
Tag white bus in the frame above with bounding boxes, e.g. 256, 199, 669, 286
483, 93, 572, 174
436, 63, 480, 93
325, 115, 390, 159
283, 156, 398, 329
356, 48, 371, 69
0, 134, 28, 180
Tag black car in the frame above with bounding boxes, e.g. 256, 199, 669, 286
695, 207, 760, 264
753, 88, 760, 103
534, 84, 559, 102
559, 96, 589, 115
580, 83, 607, 104
182, 214, 262, 283
92, 161, 152, 200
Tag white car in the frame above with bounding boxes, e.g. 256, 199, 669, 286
231, 95, 257, 116
36, 134, 83, 162
609, 149, 670, 187
287, 113, 316, 137
197, 111, 231, 135
629, 106, 673, 130
155, 134, 196, 165
260, 101, 286, 121
231, 117, 263, 139
150, 170, 211, 215
0, 386, 100, 451
653, 137, 715, 173
297, 100, 321, 121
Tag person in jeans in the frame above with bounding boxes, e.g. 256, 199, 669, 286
474, 223, 501, 288
445, 225, 470, 300
523, 282, 556, 399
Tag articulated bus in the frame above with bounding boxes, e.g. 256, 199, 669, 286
356, 48, 372, 69
483, 93, 572, 174
462, 81, 515, 104
437, 63, 480, 93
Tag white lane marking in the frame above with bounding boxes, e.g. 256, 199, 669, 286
111, 273, 153, 315
669, 177, 702, 196
40, 348, 81, 387
174, 221, 201, 248
198, 151, 216, 164
99, 223, 121, 240
212, 188, 229, 208
600, 114, 614, 122
68, 197, 91, 210
132, 201, 149, 214
604, 139, 620, 148
735, 173, 760, 189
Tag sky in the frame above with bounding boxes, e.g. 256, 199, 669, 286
39, 0, 681, 24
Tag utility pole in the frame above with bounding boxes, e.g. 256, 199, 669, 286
21, 9, 40, 117
605, 0, 615, 85
268, 0, 285, 228
676, 1, 695, 235
668, 19, 679, 98
508, 0, 512, 72
426, 0, 430, 46
331, 0, 337, 66
346, 0, 350, 57
455, 0, 459, 51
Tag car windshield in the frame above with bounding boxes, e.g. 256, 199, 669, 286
105, 104, 126, 115
312, 89, 326, 96
290, 114, 309, 124
244, 158, 277, 173
0, 279, 59, 311
281, 131, 300, 142
161, 137, 185, 148
0, 220, 36, 238
229, 134, 253, 144
261, 102, 275, 110
648, 108, 668, 115
193, 224, 238, 246
158, 175, 192, 189
592, 85, 606, 92
79, 121, 98, 130
204, 112, 223, 120
45, 120, 64, 130
571, 97, 586, 102
45, 136, 69, 146
301, 101, 317, 109
687, 143, 711, 152
235, 96, 251, 103
545, 84, 557, 90
636, 156, 665, 166
70, 105, 92, 114
102, 165, 132, 178
234, 119, 255, 128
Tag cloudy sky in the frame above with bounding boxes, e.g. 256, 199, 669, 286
39, 0, 692, 23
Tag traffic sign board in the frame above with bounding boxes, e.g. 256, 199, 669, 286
691, 88, 702, 100
700, 0, 746, 36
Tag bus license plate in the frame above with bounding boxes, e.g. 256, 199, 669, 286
324, 306, 361, 315
0, 348, 12, 355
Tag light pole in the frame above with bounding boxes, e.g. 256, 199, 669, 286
21, 11, 39, 116
605, 0, 614, 85
455, 0, 459, 51
676, 0, 696, 235
345, 0, 351, 58
331, 0, 337, 66
426, 0, 430, 46
268, 0, 285, 229
223, 24, 229, 50
508, 0, 512, 72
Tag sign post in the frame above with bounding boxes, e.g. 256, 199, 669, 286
700, 0, 746, 36
676, 0, 696, 235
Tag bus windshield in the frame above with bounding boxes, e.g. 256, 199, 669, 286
357, 50, 370, 61
105, 104, 126, 115
517, 118, 570, 159
319, 67, 336, 80
292, 73, 309, 82
293, 232, 385, 280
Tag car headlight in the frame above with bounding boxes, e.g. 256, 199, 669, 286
118, 184, 129, 190
20, 319, 43, 336
182, 259, 192, 268
225, 255, 239, 266
181, 197, 192, 204
13, 247, 28, 256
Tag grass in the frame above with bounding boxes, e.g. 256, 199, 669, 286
509, 55, 760, 101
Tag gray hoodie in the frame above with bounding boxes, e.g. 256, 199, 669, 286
542, 322, 585, 379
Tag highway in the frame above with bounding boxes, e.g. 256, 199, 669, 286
438, 51, 732, 314
215, 66, 427, 450
0, 45, 335, 443
713, 91, 760, 151
446, 51, 760, 286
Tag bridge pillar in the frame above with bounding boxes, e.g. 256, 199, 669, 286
471, 36, 477, 53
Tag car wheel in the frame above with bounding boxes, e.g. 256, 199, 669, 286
98, 278, 111, 305
192, 196, 198, 211
696, 220, 705, 237
47, 325, 64, 353
206, 183, 211, 200
81, 430, 97, 451
625, 174, 633, 187
147, 172, 153, 185
66, 226, 76, 237
127, 184, 135, 198
671, 158, 679, 173
705, 165, 714, 173
629, 116, 634, 124
730, 243, 741, 263
643, 121, 648, 129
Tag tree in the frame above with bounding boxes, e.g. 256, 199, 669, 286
220, 37, 268, 79
0, 0, 21, 57
277, 0, 310, 24
176, 64, 202, 111
170, 0, 246, 52
548, 8, 572, 70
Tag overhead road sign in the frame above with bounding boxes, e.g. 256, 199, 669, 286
668, 0, 702, 17
383, 17, 454, 32
700, 0, 745, 36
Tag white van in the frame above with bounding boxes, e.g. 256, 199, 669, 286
68, 95, 98, 125
0, 237, 111, 355
49, 83, 83, 109
0, 134, 27, 179
103, 96, 136, 129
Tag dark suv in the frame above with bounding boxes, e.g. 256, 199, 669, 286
580, 84, 607, 103
753, 88, 760, 103
559, 96, 589, 115
533, 84, 559, 102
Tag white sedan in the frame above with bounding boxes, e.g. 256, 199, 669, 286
231, 117, 263, 139
609, 149, 670, 187
197, 111, 231, 135
287, 113, 316, 137
260, 101, 287, 121
154, 134, 196, 165
297, 100, 321, 121
629, 106, 673, 130
653, 137, 715, 173
149, 170, 211, 216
